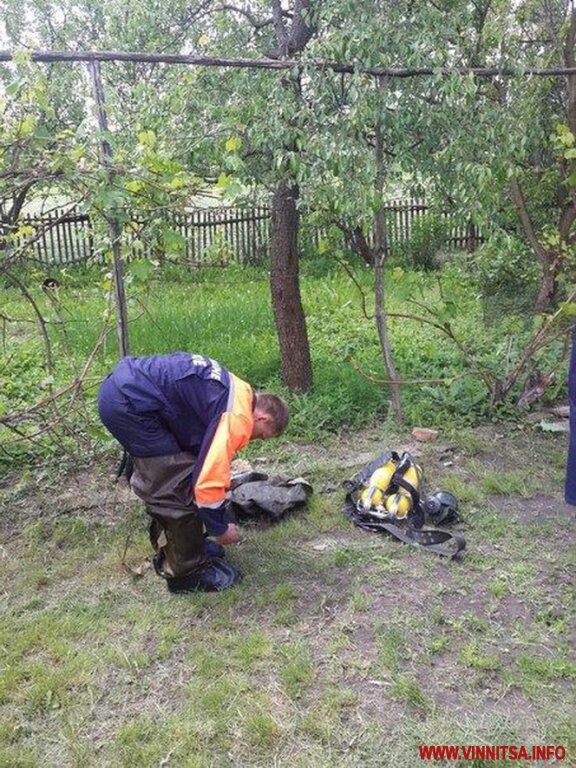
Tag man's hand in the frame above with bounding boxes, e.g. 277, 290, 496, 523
214, 523, 241, 546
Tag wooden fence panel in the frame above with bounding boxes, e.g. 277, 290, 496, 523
15, 201, 481, 266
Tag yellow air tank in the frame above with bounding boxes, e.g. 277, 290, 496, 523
359, 458, 397, 511
385, 461, 422, 519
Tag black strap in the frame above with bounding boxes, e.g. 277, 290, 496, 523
391, 454, 425, 529
378, 521, 465, 559
393, 474, 425, 529
343, 495, 465, 560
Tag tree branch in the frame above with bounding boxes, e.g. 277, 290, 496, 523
7, 181, 36, 226
217, 4, 273, 29
333, 251, 373, 320
1, 50, 576, 78
0, 200, 86, 274
0, 302, 113, 429
349, 358, 470, 386
559, 202, 576, 242
499, 288, 576, 398
387, 310, 498, 393
338, 224, 374, 266
271, 0, 289, 56
288, 0, 317, 54
508, 176, 548, 264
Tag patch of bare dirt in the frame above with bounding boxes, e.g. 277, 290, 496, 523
502, 494, 575, 525
489, 595, 532, 625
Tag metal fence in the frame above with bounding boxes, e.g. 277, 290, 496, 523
17, 200, 482, 266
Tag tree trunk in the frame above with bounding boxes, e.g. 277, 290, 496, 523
534, 252, 560, 315
465, 219, 478, 253
270, 179, 312, 392
373, 98, 403, 422
265, 0, 316, 393
509, 176, 560, 313
373, 254, 403, 422
89, 60, 130, 357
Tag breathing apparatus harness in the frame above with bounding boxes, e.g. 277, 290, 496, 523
343, 450, 466, 559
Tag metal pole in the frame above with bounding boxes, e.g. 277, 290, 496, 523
2, 49, 576, 78
88, 58, 130, 357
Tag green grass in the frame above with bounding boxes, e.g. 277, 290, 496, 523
390, 676, 431, 712
1, 260, 570, 468
479, 470, 539, 497
461, 641, 501, 671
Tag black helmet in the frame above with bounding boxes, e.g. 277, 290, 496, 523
424, 491, 460, 525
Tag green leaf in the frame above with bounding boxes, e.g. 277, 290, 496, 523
165, 174, 188, 190
18, 115, 36, 137
129, 259, 155, 283
86, 424, 108, 440
162, 229, 186, 252
13, 50, 32, 66
125, 179, 143, 193
137, 130, 157, 148
555, 125, 575, 147
223, 180, 243, 198
5, 80, 21, 97
559, 302, 576, 318
225, 136, 242, 153
225, 154, 244, 172
33, 125, 52, 141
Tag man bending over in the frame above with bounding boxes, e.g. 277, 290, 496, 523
98, 352, 289, 593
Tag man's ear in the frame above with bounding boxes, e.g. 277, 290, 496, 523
254, 409, 272, 423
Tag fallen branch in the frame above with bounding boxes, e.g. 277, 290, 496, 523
0, 382, 100, 438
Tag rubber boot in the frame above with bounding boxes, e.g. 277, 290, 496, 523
147, 507, 210, 578
166, 558, 242, 593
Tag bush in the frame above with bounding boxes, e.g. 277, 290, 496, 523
398, 213, 451, 271
470, 233, 541, 317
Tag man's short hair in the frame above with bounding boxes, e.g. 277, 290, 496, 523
255, 393, 289, 435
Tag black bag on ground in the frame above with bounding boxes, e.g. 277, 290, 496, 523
227, 471, 312, 522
